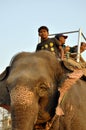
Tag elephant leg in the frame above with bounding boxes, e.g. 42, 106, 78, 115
10, 85, 39, 130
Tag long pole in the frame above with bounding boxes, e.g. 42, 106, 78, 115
49, 30, 79, 36
77, 28, 81, 62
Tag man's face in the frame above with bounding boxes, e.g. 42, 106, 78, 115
81, 43, 86, 51
59, 36, 66, 45
39, 29, 49, 40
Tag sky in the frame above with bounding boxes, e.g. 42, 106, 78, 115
0, 0, 86, 72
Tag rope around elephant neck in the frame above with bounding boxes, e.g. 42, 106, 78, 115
57, 69, 83, 107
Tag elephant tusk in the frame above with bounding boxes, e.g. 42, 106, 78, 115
56, 105, 64, 116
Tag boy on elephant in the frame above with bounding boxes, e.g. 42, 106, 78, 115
55, 33, 70, 55
36, 26, 64, 60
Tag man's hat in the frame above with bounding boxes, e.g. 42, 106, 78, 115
55, 34, 68, 40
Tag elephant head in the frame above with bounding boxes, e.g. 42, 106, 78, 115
0, 50, 64, 130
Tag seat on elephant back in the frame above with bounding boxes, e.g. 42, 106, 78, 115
63, 55, 86, 70
62, 56, 86, 80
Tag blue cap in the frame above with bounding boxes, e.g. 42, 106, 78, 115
55, 34, 68, 40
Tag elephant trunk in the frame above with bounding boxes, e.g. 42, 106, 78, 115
10, 85, 39, 130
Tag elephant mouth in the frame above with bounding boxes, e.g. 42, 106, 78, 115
0, 104, 10, 111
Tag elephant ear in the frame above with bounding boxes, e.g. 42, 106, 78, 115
0, 66, 10, 81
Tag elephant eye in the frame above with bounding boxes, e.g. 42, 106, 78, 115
38, 83, 49, 97
40, 83, 47, 90
40, 83, 49, 91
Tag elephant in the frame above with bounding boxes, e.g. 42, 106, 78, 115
0, 50, 86, 130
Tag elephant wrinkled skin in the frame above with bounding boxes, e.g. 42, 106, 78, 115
0, 50, 86, 130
